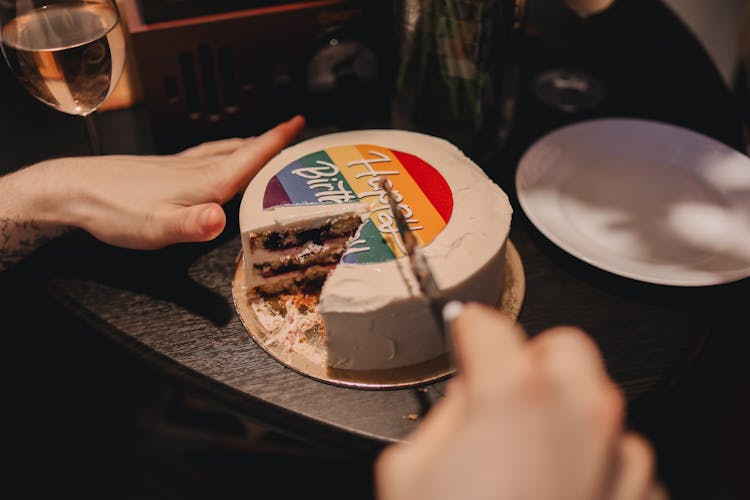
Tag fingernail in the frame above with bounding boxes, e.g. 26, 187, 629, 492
442, 300, 464, 324
200, 207, 222, 237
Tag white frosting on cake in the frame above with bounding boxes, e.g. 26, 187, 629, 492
239, 130, 512, 371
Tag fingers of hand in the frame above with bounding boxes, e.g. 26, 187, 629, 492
197, 204, 227, 240
608, 432, 660, 500
530, 327, 624, 424
177, 137, 249, 158
375, 443, 420, 500
375, 380, 471, 500
450, 302, 527, 398
213, 115, 305, 201
527, 327, 625, 497
401, 378, 468, 453
148, 203, 226, 247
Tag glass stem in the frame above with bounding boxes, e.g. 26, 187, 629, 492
83, 113, 101, 155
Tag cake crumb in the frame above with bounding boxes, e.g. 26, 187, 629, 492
405, 414, 419, 421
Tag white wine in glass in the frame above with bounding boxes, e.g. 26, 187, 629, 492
532, 0, 614, 113
0, 0, 126, 153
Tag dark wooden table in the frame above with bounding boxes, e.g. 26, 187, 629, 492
2, 0, 748, 462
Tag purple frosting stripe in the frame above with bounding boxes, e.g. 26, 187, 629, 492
262, 175, 292, 209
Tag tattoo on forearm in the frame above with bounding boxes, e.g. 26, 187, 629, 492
0, 218, 67, 272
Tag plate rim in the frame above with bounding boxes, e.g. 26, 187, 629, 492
515, 118, 750, 287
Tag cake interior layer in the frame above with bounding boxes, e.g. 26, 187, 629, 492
252, 236, 351, 278
248, 215, 363, 251
246, 213, 365, 297
250, 264, 334, 296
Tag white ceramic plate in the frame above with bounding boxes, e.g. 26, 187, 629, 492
516, 118, 750, 286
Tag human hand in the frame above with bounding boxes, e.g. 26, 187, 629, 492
375, 303, 667, 500
17, 115, 304, 250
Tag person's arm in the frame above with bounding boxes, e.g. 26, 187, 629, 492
375, 303, 668, 500
0, 115, 304, 272
0, 175, 69, 272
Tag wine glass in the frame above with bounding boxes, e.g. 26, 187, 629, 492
532, 0, 613, 113
0, 0, 127, 154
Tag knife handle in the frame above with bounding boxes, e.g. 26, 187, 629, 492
441, 300, 464, 370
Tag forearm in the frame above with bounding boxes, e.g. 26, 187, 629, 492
0, 162, 72, 271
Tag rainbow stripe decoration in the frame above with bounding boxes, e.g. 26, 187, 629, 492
263, 145, 453, 263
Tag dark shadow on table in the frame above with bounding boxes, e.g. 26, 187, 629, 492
26, 199, 247, 329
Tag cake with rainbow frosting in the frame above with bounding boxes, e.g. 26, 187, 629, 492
239, 130, 512, 371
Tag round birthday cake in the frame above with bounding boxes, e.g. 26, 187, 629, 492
239, 130, 512, 371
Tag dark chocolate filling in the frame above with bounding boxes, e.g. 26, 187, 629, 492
258, 215, 362, 250
255, 254, 341, 277
251, 266, 331, 297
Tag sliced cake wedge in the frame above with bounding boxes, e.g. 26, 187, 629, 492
241, 203, 371, 297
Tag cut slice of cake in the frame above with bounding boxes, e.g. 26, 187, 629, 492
241, 203, 371, 297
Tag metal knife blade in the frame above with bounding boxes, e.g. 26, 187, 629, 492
379, 178, 449, 346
